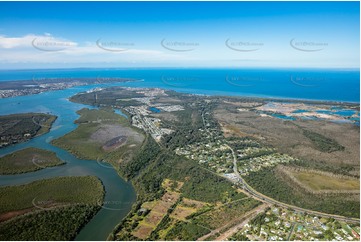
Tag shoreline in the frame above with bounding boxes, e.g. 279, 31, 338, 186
0, 78, 139, 99
0, 67, 359, 72
166, 88, 360, 106
0, 78, 359, 105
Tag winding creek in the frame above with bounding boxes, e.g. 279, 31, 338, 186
0, 83, 137, 241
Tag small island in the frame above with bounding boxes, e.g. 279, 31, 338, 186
0, 113, 57, 148
0, 147, 65, 175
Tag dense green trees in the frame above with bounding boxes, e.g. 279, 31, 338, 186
132, 151, 245, 203
121, 135, 161, 179
229, 232, 250, 241
0, 113, 56, 148
165, 221, 210, 241
302, 129, 344, 152
290, 159, 358, 177
0, 205, 100, 241
0, 176, 104, 214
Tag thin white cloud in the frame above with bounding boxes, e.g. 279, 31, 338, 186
0, 34, 78, 49
0, 34, 36, 49
0, 34, 188, 65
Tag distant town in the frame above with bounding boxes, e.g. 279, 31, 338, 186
0, 78, 136, 98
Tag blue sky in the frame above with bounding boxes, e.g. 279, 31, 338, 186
0, 1, 359, 69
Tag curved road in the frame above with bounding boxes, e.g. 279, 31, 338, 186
225, 144, 360, 224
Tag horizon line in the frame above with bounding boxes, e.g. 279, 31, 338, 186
0, 66, 360, 71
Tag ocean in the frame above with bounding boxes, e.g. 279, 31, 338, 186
0, 68, 359, 103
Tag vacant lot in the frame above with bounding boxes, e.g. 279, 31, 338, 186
0, 147, 64, 174
132, 225, 154, 240
219, 122, 249, 138
162, 178, 184, 192
181, 198, 207, 210
132, 191, 180, 239
170, 206, 195, 221
170, 197, 208, 221
193, 198, 261, 230
291, 170, 359, 191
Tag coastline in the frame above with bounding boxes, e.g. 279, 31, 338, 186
165, 87, 360, 106
0, 67, 358, 103
0, 77, 359, 105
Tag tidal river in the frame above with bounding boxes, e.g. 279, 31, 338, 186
0, 83, 137, 241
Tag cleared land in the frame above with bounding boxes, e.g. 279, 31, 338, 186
290, 170, 359, 191
219, 122, 249, 138
115, 175, 260, 241
162, 178, 184, 192
170, 199, 206, 221
192, 198, 261, 230
0, 147, 64, 174
132, 191, 181, 239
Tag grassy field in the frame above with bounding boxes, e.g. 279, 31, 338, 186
291, 170, 359, 191
132, 191, 180, 239
0, 147, 65, 174
169, 197, 208, 221
52, 108, 144, 164
192, 198, 261, 230
0, 176, 104, 215
130, 180, 183, 240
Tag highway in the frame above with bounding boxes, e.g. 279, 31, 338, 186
225, 144, 360, 224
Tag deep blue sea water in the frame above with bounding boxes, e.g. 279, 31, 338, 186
0, 68, 359, 102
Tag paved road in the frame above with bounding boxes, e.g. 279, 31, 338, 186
225, 144, 360, 224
